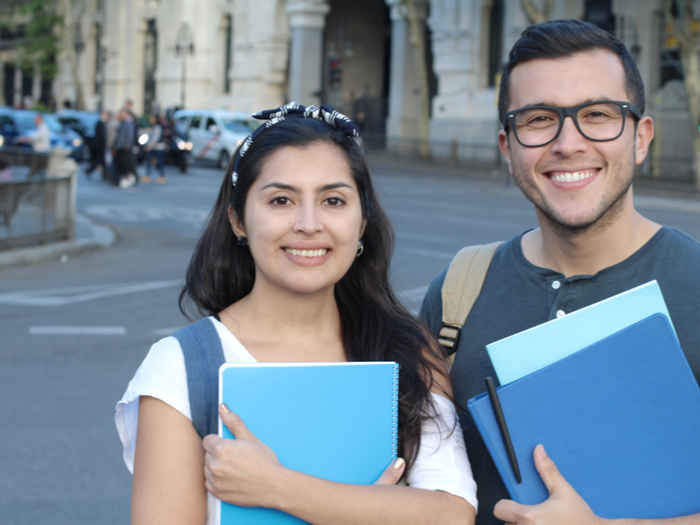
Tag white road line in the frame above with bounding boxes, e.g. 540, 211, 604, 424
0, 279, 182, 306
29, 326, 127, 335
152, 326, 184, 336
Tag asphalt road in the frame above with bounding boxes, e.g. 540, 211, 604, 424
1, 159, 699, 524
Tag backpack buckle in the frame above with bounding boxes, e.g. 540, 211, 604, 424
438, 322, 461, 356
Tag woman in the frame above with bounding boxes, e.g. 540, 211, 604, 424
115, 103, 477, 524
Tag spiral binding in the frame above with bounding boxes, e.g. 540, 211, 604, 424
391, 362, 399, 459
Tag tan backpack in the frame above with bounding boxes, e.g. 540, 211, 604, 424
438, 242, 502, 369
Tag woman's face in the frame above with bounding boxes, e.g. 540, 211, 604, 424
231, 141, 365, 297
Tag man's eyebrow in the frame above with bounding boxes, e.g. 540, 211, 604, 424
513, 97, 618, 111
260, 182, 354, 191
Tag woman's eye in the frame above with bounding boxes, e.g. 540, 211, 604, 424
270, 196, 291, 206
325, 196, 345, 206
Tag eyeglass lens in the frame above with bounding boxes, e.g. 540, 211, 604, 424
513, 102, 625, 146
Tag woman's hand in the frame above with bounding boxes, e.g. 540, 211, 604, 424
202, 404, 284, 508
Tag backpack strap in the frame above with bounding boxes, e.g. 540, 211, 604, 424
173, 317, 226, 439
439, 242, 501, 367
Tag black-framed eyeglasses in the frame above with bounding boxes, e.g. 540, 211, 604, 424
503, 100, 642, 148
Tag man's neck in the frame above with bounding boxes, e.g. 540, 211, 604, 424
522, 204, 661, 278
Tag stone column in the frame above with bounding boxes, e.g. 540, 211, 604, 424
286, 0, 329, 105
385, 0, 430, 153
13, 66, 21, 107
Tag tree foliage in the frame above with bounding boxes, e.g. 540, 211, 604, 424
12, 0, 63, 80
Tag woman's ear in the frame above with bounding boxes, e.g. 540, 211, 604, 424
359, 218, 367, 239
228, 206, 246, 238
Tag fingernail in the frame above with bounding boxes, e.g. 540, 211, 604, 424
393, 457, 405, 470
219, 403, 230, 414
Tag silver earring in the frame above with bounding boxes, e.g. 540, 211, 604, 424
236, 236, 248, 246
356, 240, 364, 257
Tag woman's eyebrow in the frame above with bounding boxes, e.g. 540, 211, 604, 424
260, 182, 354, 191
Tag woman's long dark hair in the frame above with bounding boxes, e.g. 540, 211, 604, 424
179, 117, 447, 470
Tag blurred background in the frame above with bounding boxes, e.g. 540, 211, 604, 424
2, 1, 700, 524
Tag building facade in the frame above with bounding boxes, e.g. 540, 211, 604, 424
2, 0, 691, 178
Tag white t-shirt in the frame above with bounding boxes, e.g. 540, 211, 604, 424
115, 317, 477, 524
32, 122, 51, 152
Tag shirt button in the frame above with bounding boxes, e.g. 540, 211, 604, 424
556, 309, 566, 318
551, 280, 561, 290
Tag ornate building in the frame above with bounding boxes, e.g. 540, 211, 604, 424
10, 0, 687, 176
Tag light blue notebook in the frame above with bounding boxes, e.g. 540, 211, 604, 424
217, 362, 399, 525
487, 280, 675, 384
468, 314, 700, 517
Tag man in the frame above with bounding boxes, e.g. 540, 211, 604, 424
18, 113, 51, 177
419, 19, 700, 524
113, 109, 136, 188
86, 111, 107, 179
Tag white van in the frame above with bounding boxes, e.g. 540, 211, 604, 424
172, 109, 258, 169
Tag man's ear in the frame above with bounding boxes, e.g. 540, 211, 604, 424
497, 129, 512, 173
227, 205, 246, 239
634, 116, 654, 165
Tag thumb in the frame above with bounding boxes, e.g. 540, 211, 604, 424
533, 444, 570, 495
374, 458, 405, 485
219, 404, 255, 440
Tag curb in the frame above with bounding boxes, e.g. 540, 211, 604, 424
0, 213, 116, 269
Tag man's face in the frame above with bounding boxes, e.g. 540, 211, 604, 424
498, 49, 654, 232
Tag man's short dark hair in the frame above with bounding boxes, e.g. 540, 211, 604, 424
498, 19, 645, 125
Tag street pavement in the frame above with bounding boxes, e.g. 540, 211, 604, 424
1, 156, 699, 524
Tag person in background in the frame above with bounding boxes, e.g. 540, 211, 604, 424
141, 114, 166, 184
87, 111, 108, 180
113, 109, 136, 189
17, 113, 51, 177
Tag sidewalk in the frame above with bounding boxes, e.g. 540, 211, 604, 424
0, 212, 115, 269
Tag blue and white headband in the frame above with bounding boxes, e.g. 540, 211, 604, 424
231, 101, 362, 187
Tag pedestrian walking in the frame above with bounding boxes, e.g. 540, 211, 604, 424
115, 102, 477, 525
113, 110, 136, 188
140, 115, 166, 184
86, 111, 107, 179
420, 19, 700, 525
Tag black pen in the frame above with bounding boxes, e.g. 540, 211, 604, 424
485, 376, 522, 484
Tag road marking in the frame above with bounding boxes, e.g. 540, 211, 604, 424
153, 326, 184, 336
29, 326, 127, 335
0, 279, 182, 306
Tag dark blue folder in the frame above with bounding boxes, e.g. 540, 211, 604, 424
468, 313, 700, 518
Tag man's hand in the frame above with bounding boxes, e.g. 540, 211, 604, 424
494, 444, 603, 525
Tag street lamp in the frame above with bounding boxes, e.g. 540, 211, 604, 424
175, 23, 194, 109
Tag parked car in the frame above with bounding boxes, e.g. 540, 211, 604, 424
56, 109, 100, 161
172, 109, 258, 169
0, 108, 84, 160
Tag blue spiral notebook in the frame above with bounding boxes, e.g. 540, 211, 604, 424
217, 362, 399, 525
468, 313, 700, 518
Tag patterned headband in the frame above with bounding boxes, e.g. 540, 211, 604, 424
231, 101, 361, 187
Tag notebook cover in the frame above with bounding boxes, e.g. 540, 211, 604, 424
217, 362, 399, 524
486, 280, 676, 384
468, 313, 700, 518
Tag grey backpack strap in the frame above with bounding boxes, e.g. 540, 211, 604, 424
439, 242, 501, 368
174, 317, 226, 438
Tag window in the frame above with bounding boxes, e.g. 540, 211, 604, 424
206, 117, 217, 131
189, 115, 202, 129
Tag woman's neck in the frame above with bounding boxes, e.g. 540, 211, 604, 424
220, 282, 344, 361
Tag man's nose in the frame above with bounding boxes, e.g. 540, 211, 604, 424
550, 115, 588, 155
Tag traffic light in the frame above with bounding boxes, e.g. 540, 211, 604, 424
328, 58, 342, 87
